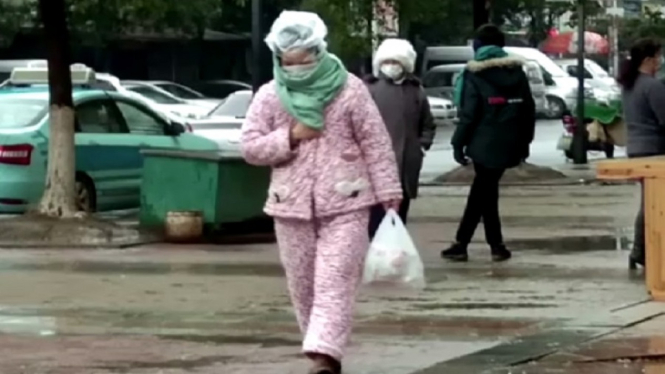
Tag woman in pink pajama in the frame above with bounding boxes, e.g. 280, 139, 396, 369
240, 10, 402, 374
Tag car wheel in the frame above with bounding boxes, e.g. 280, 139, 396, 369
546, 97, 566, 119
75, 174, 96, 213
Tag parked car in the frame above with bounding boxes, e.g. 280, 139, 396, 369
0, 59, 48, 83
186, 90, 252, 141
125, 80, 221, 109
0, 66, 222, 213
120, 82, 211, 120
423, 60, 547, 117
555, 58, 620, 105
427, 96, 457, 125
197, 80, 252, 99
95, 73, 194, 123
206, 89, 252, 120
422, 64, 461, 100
422, 46, 594, 118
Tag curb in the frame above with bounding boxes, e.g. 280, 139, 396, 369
0, 235, 162, 250
420, 178, 635, 187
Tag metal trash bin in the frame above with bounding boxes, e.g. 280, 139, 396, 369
139, 149, 270, 232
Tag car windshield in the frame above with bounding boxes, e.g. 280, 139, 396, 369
209, 91, 251, 118
126, 85, 182, 104
155, 83, 204, 99
423, 70, 459, 88
585, 60, 610, 78
0, 98, 47, 128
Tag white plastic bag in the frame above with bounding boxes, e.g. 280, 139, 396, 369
362, 210, 426, 289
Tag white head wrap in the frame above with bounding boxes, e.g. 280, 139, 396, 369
264, 11, 328, 54
372, 38, 417, 77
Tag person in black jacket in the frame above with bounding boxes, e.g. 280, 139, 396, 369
441, 24, 536, 263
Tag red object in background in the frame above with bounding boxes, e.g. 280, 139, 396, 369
562, 114, 576, 134
0, 144, 33, 165
541, 31, 609, 55
548, 28, 559, 37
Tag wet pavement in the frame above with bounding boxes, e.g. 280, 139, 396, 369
421, 119, 626, 183
0, 182, 660, 373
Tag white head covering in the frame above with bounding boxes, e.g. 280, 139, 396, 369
372, 38, 417, 77
265, 11, 328, 54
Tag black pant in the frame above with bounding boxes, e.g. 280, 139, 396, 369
368, 195, 411, 239
629, 153, 654, 261
456, 163, 506, 246
633, 182, 645, 259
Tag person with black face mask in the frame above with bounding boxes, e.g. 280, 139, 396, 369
441, 24, 536, 263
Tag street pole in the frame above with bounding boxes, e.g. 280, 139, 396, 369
251, 0, 263, 93
572, 0, 588, 164
473, 0, 490, 29
607, 0, 620, 76
611, 0, 620, 76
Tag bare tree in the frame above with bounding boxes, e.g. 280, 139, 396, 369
37, 0, 78, 217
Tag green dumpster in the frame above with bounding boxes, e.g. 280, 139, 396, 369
139, 149, 270, 230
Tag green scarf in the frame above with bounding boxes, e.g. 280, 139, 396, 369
453, 46, 509, 107
273, 51, 348, 130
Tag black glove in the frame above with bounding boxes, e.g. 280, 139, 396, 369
521, 146, 530, 163
453, 148, 469, 166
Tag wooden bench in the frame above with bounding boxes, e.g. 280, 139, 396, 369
597, 156, 665, 301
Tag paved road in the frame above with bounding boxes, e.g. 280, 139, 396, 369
421, 119, 627, 182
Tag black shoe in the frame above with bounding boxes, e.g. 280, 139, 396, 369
491, 245, 512, 262
629, 252, 645, 269
441, 243, 469, 262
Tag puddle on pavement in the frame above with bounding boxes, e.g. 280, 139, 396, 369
0, 261, 285, 277
0, 259, 645, 283
162, 333, 301, 347
505, 236, 618, 252
0, 315, 56, 336
425, 266, 644, 282
411, 302, 558, 311
92, 355, 235, 371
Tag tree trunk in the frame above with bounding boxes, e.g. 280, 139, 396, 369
473, 0, 490, 30
37, 0, 78, 218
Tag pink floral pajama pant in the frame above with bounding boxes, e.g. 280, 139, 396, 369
274, 209, 370, 361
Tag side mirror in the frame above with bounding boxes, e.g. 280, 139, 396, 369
166, 122, 186, 136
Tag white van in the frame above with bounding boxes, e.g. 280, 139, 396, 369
555, 58, 620, 104
423, 46, 593, 118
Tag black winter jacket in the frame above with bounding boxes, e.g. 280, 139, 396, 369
451, 56, 536, 169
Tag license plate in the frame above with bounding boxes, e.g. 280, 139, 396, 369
557, 135, 572, 151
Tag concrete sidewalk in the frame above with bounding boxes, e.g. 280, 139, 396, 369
0, 183, 654, 374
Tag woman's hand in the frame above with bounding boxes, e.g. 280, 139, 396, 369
382, 200, 401, 212
290, 123, 321, 141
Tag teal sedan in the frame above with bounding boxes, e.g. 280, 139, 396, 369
0, 89, 220, 213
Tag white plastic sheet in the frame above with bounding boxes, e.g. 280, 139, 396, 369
264, 10, 328, 54
362, 210, 426, 289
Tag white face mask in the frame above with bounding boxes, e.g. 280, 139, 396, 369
282, 62, 317, 78
380, 64, 404, 80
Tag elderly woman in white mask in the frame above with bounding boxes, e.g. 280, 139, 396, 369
365, 38, 436, 238
240, 11, 402, 374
